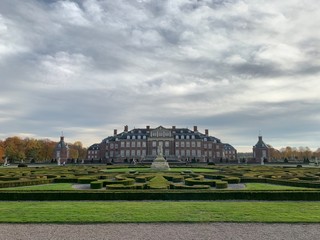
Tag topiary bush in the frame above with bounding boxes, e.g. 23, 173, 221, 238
222, 177, 240, 184
215, 181, 228, 189
90, 181, 103, 189
18, 163, 28, 168
77, 178, 97, 184
107, 184, 136, 189
184, 178, 216, 187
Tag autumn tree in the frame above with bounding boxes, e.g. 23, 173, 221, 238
4, 136, 26, 162
38, 139, 56, 162
68, 141, 87, 160
0, 140, 5, 163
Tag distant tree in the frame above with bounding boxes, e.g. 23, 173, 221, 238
4, 137, 26, 162
25, 138, 41, 162
0, 140, 5, 163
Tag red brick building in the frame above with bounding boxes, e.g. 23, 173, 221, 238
90, 125, 237, 163
87, 143, 100, 161
253, 135, 271, 162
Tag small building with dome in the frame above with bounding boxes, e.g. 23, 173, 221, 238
253, 135, 271, 162
54, 134, 69, 163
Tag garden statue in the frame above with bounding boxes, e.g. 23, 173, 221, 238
151, 142, 170, 171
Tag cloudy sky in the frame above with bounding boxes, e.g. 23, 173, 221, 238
0, 0, 319, 152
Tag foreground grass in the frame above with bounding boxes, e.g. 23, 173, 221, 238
0, 201, 320, 223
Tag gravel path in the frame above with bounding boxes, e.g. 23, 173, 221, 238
1, 223, 319, 240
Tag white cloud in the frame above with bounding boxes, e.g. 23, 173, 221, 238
0, 0, 320, 151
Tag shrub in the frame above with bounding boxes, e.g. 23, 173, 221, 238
102, 178, 135, 186
107, 184, 136, 189
184, 178, 216, 187
170, 183, 210, 189
147, 175, 170, 189
77, 178, 96, 184
135, 183, 147, 189
299, 176, 320, 181
0, 177, 20, 181
163, 175, 184, 182
54, 177, 78, 183
18, 163, 28, 168
0, 179, 53, 188
90, 181, 103, 189
222, 177, 240, 184
215, 181, 228, 189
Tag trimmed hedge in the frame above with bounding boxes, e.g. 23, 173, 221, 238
101, 178, 135, 186
222, 177, 240, 184
215, 181, 228, 189
54, 177, 78, 183
185, 178, 216, 187
77, 178, 97, 184
0, 179, 53, 188
90, 181, 103, 189
107, 184, 136, 189
0, 190, 320, 201
170, 183, 210, 189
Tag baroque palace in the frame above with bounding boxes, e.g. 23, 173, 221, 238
87, 125, 237, 163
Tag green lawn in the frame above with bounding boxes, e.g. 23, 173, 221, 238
103, 167, 217, 173
0, 201, 319, 223
244, 183, 316, 190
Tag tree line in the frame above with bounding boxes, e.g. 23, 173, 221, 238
270, 146, 320, 161
0, 136, 87, 163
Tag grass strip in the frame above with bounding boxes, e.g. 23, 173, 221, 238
0, 201, 320, 223
244, 183, 316, 190
0, 183, 75, 190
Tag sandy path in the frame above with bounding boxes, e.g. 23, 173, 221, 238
1, 223, 319, 240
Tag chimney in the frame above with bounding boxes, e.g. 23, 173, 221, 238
172, 126, 176, 131
60, 136, 64, 142
259, 136, 262, 142
193, 126, 198, 132
114, 129, 117, 136
146, 125, 150, 130
124, 125, 128, 132
205, 129, 209, 136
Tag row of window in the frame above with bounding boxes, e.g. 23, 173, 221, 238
119, 150, 147, 157
88, 150, 98, 154
108, 150, 223, 158
108, 141, 222, 149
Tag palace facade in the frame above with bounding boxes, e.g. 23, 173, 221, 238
87, 125, 237, 163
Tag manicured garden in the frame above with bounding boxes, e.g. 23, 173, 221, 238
1, 164, 320, 223
0, 164, 320, 200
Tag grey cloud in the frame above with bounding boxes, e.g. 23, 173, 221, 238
0, 0, 320, 150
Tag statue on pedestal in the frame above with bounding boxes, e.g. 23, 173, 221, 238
151, 142, 170, 171
157, 142, 163, 157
